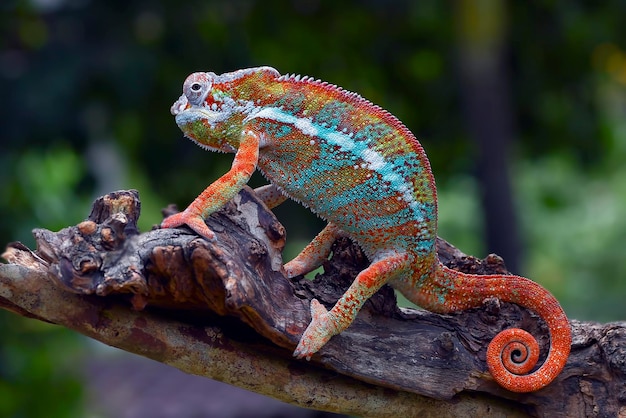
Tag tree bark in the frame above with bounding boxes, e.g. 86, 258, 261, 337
1, 189, 624, 417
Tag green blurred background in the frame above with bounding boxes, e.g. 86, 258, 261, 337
2, 0, 626, 416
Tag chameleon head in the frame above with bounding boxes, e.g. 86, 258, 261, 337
170, 72, 239, 153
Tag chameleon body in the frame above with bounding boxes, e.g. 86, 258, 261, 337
163, 66, 571, 392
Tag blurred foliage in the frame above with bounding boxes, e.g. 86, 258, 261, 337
2, 0, 626, 415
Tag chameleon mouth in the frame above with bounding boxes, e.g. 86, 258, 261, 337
173, 105, 225, 128
171, 93, 227, 128
170, 94, 189, 116
171, 92, 225, 128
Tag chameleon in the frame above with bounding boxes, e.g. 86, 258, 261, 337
162, 66, 571, 393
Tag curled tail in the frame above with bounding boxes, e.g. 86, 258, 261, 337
432, 264, 571, 392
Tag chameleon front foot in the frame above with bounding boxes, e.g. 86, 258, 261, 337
161, 211, 216, 241
293, 299, 339, 360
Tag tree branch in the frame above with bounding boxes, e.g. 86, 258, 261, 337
1, 189, 625, 417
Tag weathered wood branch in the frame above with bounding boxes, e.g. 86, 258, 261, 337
1, 189, 625, 417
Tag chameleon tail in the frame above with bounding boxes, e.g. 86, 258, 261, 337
432, 264, 571, 392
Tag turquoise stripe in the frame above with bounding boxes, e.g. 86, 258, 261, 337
250, 106, 434, 227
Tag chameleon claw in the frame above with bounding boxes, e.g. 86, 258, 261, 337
161, 211, 216, 241
293, 299, 337, 360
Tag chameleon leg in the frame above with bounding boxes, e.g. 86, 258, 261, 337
161, 131, 261, 240
283, 223, 342, 278
253, 184, 288, 209
293, 250, 411, 359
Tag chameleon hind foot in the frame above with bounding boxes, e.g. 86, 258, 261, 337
293, 299, 338, 360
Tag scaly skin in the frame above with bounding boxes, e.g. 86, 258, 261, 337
162, 67, 571, 392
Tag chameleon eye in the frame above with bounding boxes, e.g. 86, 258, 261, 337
183, 73, 212, 106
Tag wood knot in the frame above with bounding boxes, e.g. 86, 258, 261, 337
77, 221, 97, 235
602, 327, 626, 378
435, 331, 455, 356
483, 253, 509, 274
100, 213, 131, 250
248, 240, 268, 260
481, 297, 501, 325
265, 218, 285, 242
78, 256, 100, 274
88, 189, 141, 227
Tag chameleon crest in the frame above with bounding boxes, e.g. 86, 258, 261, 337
163, 66, 571, 393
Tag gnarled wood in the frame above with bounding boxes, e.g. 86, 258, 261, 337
2, 189, 625, 417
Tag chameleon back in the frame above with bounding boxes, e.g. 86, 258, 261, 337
245, 74, 439, 258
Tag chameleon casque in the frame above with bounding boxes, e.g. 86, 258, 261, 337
163, 66, 571, 393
